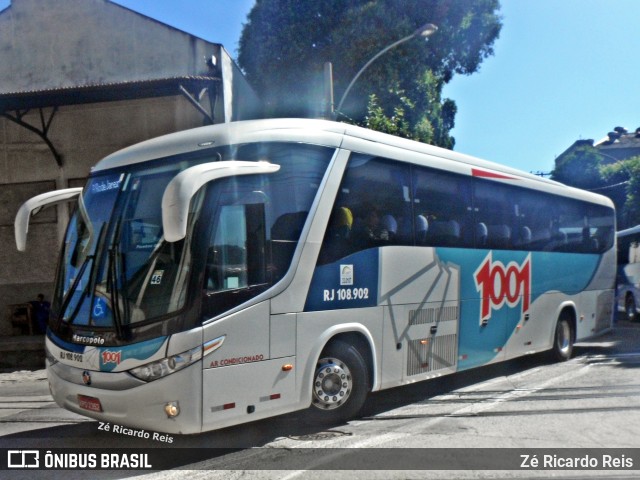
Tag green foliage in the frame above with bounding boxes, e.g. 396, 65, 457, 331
600, 159, 630, 187
553, 146, 640, 228
601, 156, 640, 227
551, 145, 604, 190
238, 0, 501, 148
624, 158, 640, 225
364, 93, 412, 139
361, 74, 456, 148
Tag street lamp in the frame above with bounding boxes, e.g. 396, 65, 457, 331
335, 22, 438, 116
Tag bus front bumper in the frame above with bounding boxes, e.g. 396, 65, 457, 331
47, 359, 203, 435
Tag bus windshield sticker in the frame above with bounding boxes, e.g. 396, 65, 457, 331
340, 265, 354, 285
150, 270, 164, 285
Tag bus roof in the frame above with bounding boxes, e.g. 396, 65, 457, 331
93, 118, 614, 208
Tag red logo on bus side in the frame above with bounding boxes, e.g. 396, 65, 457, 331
474, 252, 531, 325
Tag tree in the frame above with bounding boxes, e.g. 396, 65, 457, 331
551, 145, 605, 190
238, 0, 502, 148
552, 145, 640, 228
601, 156, 640, 228
621, 157, 640, 226
362, 71, 457, 148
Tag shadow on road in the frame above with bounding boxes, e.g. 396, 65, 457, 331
1, 318, 638, 476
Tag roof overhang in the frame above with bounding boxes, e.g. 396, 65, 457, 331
0, 76, 220, 113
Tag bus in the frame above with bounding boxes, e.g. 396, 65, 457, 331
15, 118, 616, 434
616, 225, 640, 321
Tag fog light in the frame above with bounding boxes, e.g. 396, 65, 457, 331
165, 402, 180, 418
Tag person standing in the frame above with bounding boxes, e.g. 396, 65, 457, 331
31, 293, 50, 334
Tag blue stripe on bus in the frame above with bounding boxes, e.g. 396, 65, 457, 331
98, 336, 167, 372
436, 248, 601, 370
48, 331, 168, 372
306, 247, 602, 371
304, 248, 379, 311
47, 331, 85, 353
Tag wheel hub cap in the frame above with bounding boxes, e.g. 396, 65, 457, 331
312, 358, 352, 410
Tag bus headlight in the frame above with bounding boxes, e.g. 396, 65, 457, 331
45, 346, 59, 366
129, 346, 202, 382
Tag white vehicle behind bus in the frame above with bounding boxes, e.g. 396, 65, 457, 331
616, 225, 640, 321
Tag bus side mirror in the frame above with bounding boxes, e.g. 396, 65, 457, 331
14, 187, 83, 252
161, 161, 280, 243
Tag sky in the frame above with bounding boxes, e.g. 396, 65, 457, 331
444, 0, 640, 175
3, 0, 639, 175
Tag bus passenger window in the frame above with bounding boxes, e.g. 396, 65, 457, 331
317, 154, 411, 264
415, 215, 429, 244
473, 180, 518, 250
205, 202, 269, 293
351, 204, 392, 250
271, 211, 308, 282
206, 205, 249, 291
426, 220, 461, 247
413, 166, 472, 248
317, 207, 353, 265
380, 214, 398, 242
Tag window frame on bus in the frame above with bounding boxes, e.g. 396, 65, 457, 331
317, 152, 615, 265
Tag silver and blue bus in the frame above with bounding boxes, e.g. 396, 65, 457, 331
15, 118, 616, 434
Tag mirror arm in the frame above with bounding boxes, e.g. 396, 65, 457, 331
162, 161, 280, 242
15, 187, 83, 252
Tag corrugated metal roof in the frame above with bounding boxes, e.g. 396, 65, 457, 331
0, 75, 220, 112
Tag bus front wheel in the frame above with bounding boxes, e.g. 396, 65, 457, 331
310, 340, 369, 423
551, 313, 574, 362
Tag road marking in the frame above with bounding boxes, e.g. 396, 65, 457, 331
275, 362, 594, 478
445, 367, 590, 418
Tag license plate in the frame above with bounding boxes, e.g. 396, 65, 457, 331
77, 394, 103, 412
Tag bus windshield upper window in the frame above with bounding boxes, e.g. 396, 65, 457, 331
200, 143, 333, 319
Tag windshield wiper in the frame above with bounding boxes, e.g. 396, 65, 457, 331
59, 224, 107, 327
55, 254, 92, 331
107, 248, 124, 339
107, 217, 126, 339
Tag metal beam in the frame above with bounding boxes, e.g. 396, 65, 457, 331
179, 84, 214, 125
2, 107, 63, 167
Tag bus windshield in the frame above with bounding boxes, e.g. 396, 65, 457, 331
54, 174, 123, 327
53, 166, 189, 328
111, 167, 196, 324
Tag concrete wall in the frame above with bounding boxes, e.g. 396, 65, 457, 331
0, 0, 263, 335
0, 0, 219, 91
0, 95, 206, 335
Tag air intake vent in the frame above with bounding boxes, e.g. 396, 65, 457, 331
407, 334, 457, 376
409, 306, 458, 325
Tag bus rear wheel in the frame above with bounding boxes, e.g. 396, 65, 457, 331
551, 313, 574, 362
310, 340, 369, 424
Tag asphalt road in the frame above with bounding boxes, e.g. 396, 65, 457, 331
1, 317, 639, 479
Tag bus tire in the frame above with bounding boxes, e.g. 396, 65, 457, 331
551, 312, 574, 362
309, 340, 369, 424
625, 293, 637, 322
